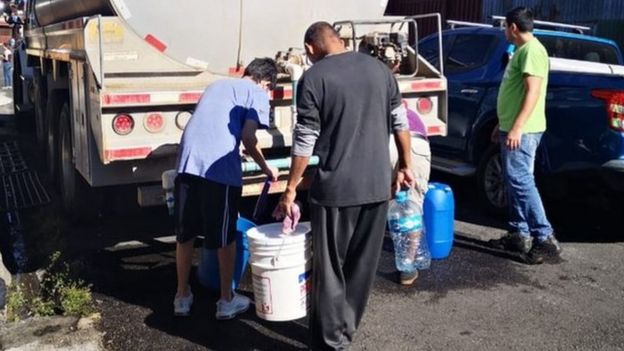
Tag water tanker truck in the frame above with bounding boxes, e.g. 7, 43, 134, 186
12, 0, 448, 216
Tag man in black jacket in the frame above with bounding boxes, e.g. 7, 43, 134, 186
275, 22, 413, 350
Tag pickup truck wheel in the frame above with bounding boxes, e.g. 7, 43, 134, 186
477, 144, 507, 215
58, 103, 100, 222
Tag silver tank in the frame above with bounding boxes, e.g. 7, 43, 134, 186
33, 0, 113, 27
33, 0, 389, 74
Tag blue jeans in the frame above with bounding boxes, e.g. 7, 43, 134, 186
3, 63, 12, 87
499, 132, 553, 241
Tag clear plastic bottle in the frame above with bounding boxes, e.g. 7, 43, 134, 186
387, 190, 431, 272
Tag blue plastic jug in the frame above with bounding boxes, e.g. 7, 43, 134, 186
423, 183, 455, 259
198, 217, 254, 291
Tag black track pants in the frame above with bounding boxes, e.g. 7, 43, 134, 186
309, 201, 389, 351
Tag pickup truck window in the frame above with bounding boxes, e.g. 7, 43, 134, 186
538, 35, 620, 64
418, 35, 453, 71
446, 34, 498, 74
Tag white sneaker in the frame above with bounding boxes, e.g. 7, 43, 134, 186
215, 292, 250, 320
173, 290, 193, 316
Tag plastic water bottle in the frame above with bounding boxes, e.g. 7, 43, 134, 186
387, 190, 431, 272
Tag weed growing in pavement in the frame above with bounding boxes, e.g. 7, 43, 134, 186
39, 251, 95, 317
4, 252, 95, 322
31, 296, 55, 317
6, 284, 28, 322
60, 284, 94, 316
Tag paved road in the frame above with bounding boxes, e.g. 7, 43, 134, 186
1, 112, 623, 350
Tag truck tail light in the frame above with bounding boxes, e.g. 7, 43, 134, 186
175, 111, 192, 130
112, 114, 134, 135
144, 113, 165, 133
592, 90, 624, 132
416, 97, 433, 115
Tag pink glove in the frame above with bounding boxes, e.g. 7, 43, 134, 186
282, 202, 301, 234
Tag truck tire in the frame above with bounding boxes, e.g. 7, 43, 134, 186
12, 55, 34, 133
58, 103, 100, 222
476, 144, 507, 215
45, 91, 66, 185
33, 73, 47, 147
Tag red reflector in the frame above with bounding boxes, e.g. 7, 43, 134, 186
144, 113, 164, 133
112, 114, 134, 135
103, 94, 151, 106
427, 126, 442, 135
228, 66, 245, 77
144, 34, 167, 52
179, 92, 202, 103
411, 81, 442, 92
104, 147, 152, 161
271, 88, 293, 100
592, 89, 624, 132
416, 97, 433, 115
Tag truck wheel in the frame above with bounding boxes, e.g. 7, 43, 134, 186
13, 56, 34, 133
476, 144, 507, 215
58, 103, 100, 221
45, 92, 66, 185
33, 74, 47, 147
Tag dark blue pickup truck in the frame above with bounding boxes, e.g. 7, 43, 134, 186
419, 24, 624, 213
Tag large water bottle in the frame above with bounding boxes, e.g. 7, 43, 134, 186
387, 190, 431, 272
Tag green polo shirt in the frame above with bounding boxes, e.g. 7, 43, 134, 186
497, 37, 549, 133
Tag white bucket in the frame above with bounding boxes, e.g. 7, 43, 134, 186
246, 222, 312, 321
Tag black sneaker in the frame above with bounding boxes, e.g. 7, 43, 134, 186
526, 236, 562, 265
489, 232, 532, 254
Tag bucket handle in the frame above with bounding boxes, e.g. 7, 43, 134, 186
270, 237, 288, 267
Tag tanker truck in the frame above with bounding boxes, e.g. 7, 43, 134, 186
12, 0, 448, 217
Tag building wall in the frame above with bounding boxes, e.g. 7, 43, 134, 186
385, 0, 483, 38
385, 0, 624, 51
481, 0, 624, 51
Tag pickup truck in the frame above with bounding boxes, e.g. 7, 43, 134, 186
419, 23, 624, 213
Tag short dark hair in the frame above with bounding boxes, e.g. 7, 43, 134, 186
304, 21, 339, 46
244, 58, 278, 86
506, 7, 534, 33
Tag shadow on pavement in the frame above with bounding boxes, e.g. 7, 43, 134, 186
5, 113, 620, 350
430, 171, 622, 244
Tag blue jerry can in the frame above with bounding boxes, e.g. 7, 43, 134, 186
424, 183, 455, 259
198, 217, 254, 291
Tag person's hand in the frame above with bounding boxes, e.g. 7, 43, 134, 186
263, 166, 279, 182
393, 167, 415, 194
505, 128, 522, 150
273, 188, 296, 220
491, 128, 500, 143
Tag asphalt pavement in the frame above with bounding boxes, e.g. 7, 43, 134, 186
0, 100, 623, 350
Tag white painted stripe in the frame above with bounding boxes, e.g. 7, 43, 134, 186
185, 57, 209, 70
222, 185, 230, 248
150, 92, 181, 104
153, 235, 205, 244
105, 240, 148, 252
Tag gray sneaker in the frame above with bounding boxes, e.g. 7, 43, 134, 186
173, 290, 193, 317
489, 232, 532, 254
216, 292, 250, 320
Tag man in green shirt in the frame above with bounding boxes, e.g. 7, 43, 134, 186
490, 7, 562, 264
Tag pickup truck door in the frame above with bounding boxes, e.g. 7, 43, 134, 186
426, 33, 500, 157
